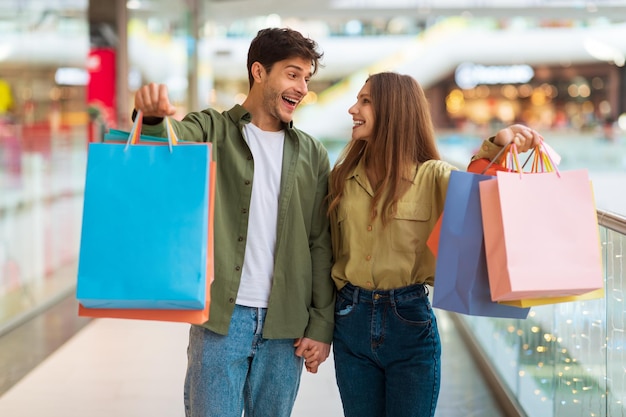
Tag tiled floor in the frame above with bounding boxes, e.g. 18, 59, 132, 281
0, 294, 507, 417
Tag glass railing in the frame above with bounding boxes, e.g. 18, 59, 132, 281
0, 120, 86, 335
456, 209, 626, 416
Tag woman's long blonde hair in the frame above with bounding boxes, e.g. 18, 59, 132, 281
327, 72, 441, 225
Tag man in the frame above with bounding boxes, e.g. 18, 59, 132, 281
133, 28, 334, 417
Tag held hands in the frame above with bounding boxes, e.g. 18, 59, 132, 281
493, 124, 543, 153
294, 337, 331, 374
134, 83, 177, 118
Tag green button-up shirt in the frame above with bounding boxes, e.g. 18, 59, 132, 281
141, 105, 335, 343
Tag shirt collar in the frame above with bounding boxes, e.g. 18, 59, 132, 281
346, 159, 420, 195
347, 159, 374, 197
226, 104, 295, 130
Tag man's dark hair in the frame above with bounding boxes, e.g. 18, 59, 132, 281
246, 27, 324, 88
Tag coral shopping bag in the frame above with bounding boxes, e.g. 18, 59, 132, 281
430, 170, 529, 319
77, 116, 214, 316
479, 143, 603, 302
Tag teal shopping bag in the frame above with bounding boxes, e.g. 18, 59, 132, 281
76, 119, 212, 309
432, 170, 530, 319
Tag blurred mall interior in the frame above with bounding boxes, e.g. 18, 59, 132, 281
2, 0, 626, 416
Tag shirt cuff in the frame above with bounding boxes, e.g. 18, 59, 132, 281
131, 109, 164, 126
471, 137, 504, 162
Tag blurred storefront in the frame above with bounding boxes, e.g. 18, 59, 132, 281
434, 61, 622, 135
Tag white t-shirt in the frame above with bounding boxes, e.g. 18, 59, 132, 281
236, 123, 285, 307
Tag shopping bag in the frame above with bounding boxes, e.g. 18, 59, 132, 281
427, 142, 511, 258
76, 116, 213, 310
498, 288, 604, 307
479, 143, 603, 302
426, 215, 441, 257
78, 157, 215, 324
431, 170, 530, 319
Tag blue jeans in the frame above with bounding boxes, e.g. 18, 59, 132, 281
333, 283, 441, 417
184, 305, 304, 417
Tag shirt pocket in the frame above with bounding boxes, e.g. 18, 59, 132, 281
390, 202, 431, 253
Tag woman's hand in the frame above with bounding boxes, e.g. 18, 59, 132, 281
493, 124, 543, 152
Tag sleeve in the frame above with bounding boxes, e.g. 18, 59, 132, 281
304, 145, 335, 344
467, 138, 510, 176
131, 109, 163, 126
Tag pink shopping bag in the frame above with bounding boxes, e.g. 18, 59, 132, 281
479, 145, 602, 302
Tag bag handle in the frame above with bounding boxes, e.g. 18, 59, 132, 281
481, 139, 560, 178
505, 140, 561, 178
480, 140, 513, 174
125, 110, 179, 152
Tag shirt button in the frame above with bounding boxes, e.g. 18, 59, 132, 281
244, 180, 251, 185
365, 255, 371, 261
366, 282, 373, 287
367, 225, 372, 231
241, 208, 248, 214
235, 266, 241, 271
229, 298, 235, 303
238, 236, 244, 242
482, 145, 489, 150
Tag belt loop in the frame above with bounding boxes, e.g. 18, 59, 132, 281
352, 286, 359, 304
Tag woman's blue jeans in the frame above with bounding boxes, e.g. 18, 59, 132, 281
184, 305, 303, 417
333, 283, 441, 417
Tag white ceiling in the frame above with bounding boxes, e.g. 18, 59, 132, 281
3, 0, 626, 23
201, 0, 626, 22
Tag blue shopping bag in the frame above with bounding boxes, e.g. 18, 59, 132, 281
432, 170, 530, 319
76, 120, 212, 310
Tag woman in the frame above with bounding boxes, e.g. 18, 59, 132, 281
327, 72, 541, 417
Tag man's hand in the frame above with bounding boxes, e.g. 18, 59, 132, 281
134, 83, 177, 118
294, 337, 331, 374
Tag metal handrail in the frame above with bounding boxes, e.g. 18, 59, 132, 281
597, 209, 626, 234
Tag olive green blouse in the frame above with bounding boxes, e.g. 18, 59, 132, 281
329, 139, 502, 290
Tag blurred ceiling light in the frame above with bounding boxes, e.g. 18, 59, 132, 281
55, 67, 89, 86
345, 20, 362, 35
127, 0, 141, 10
0, 43, 12, 61
583, 38, 625, 67
265, 14, 282, 28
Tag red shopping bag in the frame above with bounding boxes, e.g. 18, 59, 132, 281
479, 143, 603, 302
78, 115, 216, 324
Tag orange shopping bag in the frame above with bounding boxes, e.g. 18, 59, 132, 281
479, 143, 603, 302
